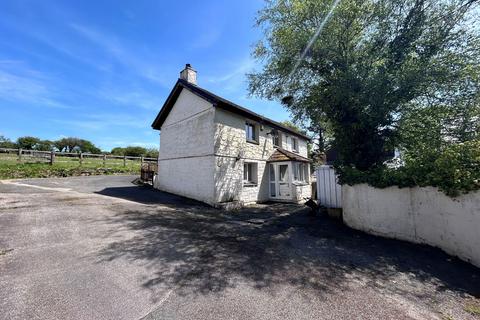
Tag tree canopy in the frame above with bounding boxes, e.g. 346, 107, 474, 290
111, 146, 158, 158
249, 0, 480, 170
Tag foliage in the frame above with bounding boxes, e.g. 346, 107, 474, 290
338, 140, 480, 196
0, 162, 138, 179
53, 137, 100, 153
249, 0, 480, 171
35, 140, 55, 151
111, 146, 158, 158
0, 135, 17, 149
16, 136, 41, 150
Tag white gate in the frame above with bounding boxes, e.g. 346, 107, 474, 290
315, 165, 342, 208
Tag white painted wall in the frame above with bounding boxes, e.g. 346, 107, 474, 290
156, 89, 216, 204
343, 184, 480, 268
155, 89, 310, 206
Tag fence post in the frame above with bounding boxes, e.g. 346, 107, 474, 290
50, 151, 55, 165
141, 156, 144, 165
18, 148, 22, 162
103, 154, 106, 167
123, 155, 126, 167
79, 153, 83, 166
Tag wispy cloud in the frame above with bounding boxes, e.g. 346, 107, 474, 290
69, 23, 170, 87
191, 28, 221, 49
99, 87, 163, 110
0, 61, 71, 109
53, 112, 150, 131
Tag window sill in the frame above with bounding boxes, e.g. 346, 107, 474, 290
243, 183, 258, 187
292, 181, 309, 186
246, 139, 259, 145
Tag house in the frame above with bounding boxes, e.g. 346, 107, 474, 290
151, 64, 312, 207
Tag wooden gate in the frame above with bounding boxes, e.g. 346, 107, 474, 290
315, 165, 342, 208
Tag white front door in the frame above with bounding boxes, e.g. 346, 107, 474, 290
269, 163, 292, 200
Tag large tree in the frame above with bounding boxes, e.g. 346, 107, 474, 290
16, 136, 40, 150
248, 0, 480, 170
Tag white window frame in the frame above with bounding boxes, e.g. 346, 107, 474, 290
245, 122, 257, 143
293, 162, 308, 183
243, 162, 257, 185
292, 137, 299, 153
272, 129, 280, 147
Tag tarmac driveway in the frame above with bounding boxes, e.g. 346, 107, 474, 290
0, 175, 479, 320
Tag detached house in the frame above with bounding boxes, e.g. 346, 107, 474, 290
151, 64, 312, 207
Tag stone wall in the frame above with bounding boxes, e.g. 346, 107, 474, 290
343, 184, 480, 268
213, 109, 309, 204
293, 183, 312, 202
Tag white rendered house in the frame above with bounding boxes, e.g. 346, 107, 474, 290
151, 64, 312, 207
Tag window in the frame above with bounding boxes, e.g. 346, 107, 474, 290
293, 162, 308, 183
245, 122, 257, 142
243, 162, 258, 185
292, 137, 299, 152
269, 164, 276, 197
272, 129, 280, 147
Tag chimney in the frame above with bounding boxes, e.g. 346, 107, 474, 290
180, 63, 197, 85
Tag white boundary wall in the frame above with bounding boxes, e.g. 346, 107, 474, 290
316, 165, 342, 208
343, 184, 480, 268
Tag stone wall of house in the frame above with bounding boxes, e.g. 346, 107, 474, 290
343, 184, 480, 268
213, 108, 309, 204
156, 89, 216, 204
280, 133, 308, 158
293, 183, 312, 202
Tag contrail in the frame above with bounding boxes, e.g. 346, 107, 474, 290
288, 0, 342, 80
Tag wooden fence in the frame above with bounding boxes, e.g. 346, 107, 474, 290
0, 148, 157, 167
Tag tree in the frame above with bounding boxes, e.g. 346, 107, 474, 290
78, 139, 101, 154
35, 140, 55, 151
145, 148, 159, 158
0, 135, 17, 149
248, 0, 480, 170
111, 147, 126, 156
55, 137, 81, 152
123, 146, 148, 157
16, 136, 40, 150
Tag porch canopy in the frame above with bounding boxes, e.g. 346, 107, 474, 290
266, 148, 311, 163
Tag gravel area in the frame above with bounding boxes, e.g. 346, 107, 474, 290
0, 175, 479, 320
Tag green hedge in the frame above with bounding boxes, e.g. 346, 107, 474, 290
337, 140, 480, 197
0, 163, 139, 179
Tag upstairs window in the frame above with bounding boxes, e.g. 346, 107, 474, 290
245, 122, 257, 143
243, 162, 258, 185
292, 137, 299, 152
272, 129, 280, 147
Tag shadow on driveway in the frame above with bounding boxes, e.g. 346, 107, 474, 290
95, 185, 208, 207
92, 197, 480, 306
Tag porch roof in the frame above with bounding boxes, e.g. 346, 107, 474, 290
267, 148, 312, 163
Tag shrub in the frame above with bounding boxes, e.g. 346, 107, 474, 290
338, 140, 480, 197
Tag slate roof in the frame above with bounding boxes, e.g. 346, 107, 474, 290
267, 148, 311, 163
151, 78, 311, 141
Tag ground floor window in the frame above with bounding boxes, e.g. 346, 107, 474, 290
269, 164, 276, 196
293, 162, 308, 183
243, 162, 258, 185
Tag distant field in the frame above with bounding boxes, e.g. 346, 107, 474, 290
0, 151, 154, 179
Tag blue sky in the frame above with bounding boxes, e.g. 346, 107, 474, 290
0, 0, 290, 151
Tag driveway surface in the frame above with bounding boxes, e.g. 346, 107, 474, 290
0, 175, 479, 320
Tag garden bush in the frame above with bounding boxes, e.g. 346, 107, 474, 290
338, 140, 480, 197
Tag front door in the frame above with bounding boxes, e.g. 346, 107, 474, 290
269, 163, 291, 200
